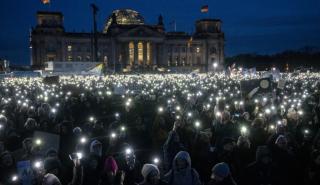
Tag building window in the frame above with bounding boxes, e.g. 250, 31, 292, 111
147, 42, 151, 66
196, 47, 200, 53
129, 42, 134, 65
175, 47, 179, 53
181, 47, 186, 53
67, 55, 72, 61
77, 56, 82, 61
104, 56, 108, 65
210, 47, 217, 54
86, 56, 90, 61
67, 45, 72, 52
182, 57, 186, 66
138, 42, 143, 65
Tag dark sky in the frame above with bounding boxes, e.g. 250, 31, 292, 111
0, 0, 320, 65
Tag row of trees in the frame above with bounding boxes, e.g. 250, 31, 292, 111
226, 46, 320, 71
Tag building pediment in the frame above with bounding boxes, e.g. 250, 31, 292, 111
117, 26, 164, 38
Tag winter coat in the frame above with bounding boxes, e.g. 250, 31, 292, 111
163, 151, 201, 185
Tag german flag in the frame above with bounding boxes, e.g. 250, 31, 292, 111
201, 5, 209, 13
41, 0, 50, 4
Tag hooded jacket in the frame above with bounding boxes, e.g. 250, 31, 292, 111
164, 151, 201, 185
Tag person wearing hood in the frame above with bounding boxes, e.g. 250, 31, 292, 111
42, 173, 62, 185
83, 153, 102, 185
163, 151, 201, 185
207, 162, 237, 185
99, 156, 125, 185
90, 139, 103, 157
42, 157, 83, 185
240, 145, 275, 185
0, 151, 16, 184
138, 163, 168, 185
272, 135, 299, 185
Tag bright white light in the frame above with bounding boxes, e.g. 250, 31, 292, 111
34, 161, 42, 169
298, 110, 303, 115
216, 111, 221, 117
194, 121, 201, 128
240, 126, 247, 134
265, 109, 271, 114
187, 112, 192, 117
80, 137, 87, 144
125, 148, 132, 155
153, 157, 160, 164
304, 129, 309, 134
158, 107, 164, 113
270, 125, 275, 130
121, 126, 126, 131
89, 116, 95, 122
111, 132, 117, 138
51, 108, 57, 113
76, 152, 83, 159
115, 113, 120, 117
176, 106, 181, 111
35, 139, 42, 145
213, 62, 218, 68
11, 175, 18, 182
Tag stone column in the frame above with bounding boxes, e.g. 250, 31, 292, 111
143, 42, 147, 67
152, 43, 157, 66
134, 41, 138, 66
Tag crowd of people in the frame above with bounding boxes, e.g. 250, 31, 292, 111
0, 72, 320, 185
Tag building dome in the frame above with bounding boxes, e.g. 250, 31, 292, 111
103, 9, 145, 33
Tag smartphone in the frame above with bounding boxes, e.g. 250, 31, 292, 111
69, 152, 83, 160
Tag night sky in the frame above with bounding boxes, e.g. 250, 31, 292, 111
0, 0, 319, 65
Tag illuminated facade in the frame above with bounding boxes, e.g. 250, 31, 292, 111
31, 9, 225, 72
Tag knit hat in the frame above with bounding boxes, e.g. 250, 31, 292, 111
211, 162, 230, 179
45, 148, 58, 158
44, 157, 61, 173
103, 156, 118, 174
141, 164, 159, 179
42, 173, 61, 185
72, 127, 82, 134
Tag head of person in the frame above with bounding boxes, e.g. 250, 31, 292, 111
103, 156, 118, 182
211, 162, 230, 182
173, 151, 191, 172
45, 148, 58, 158
256, 145, 272, 165
252, 118, 264, 128
141, 164, 160, 185
0, 151, 14, 168
44, 157, 61, 176
42, 173, 61, 185
90, 139, 102, 157
275, 135, 288, 150
222, 111, 231, 123
24, 118, 38, 131
222, 137, 236, 152
237, 136, 251, 149
22, 138, 33, 153
243, 112, 250, 121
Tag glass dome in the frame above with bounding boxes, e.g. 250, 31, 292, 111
103, 9, 145, 33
